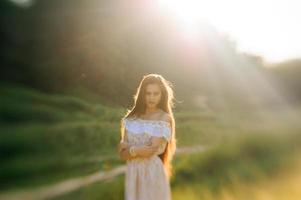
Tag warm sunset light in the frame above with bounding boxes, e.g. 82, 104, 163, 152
157, 0, 301, 63
1, 1, 301, 200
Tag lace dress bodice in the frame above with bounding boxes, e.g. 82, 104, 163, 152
123, 117, 171, 156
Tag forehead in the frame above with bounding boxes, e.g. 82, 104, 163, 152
145, 83, 161, 92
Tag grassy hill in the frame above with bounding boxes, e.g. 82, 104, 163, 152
54, 120, 301, 200
0, 83, 126, 190
0, 83, 223, 191
1, 82, 301, 200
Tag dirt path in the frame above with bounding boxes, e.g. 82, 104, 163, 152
0, 144, 214, 200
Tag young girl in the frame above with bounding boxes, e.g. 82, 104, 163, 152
118, 73, 177, 200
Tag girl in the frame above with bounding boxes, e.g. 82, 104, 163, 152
118, 73, 177, 200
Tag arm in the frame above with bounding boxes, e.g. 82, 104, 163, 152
135, 136, 167, 158
119, 136, 167, 161
135, 115, 171, 158
118, 129, 149, 161
118, 141, 155, 161
136, 115, 172, 158
118, 116, 171, 161
118, 130, 132, 161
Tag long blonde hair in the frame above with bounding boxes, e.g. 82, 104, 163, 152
120, 73, 177, 179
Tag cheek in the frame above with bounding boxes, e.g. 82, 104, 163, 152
157, 94, 162, 101
145, 95, 152, 102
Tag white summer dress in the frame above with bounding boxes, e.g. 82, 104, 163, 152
123, 117, 172, 200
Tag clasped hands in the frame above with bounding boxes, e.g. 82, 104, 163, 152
118, 140, 158, 160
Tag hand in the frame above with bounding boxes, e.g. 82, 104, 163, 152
135, 145, 158, 158
118, 141, 131, 152
145, 141, 152, 146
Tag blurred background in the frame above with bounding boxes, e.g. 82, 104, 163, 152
1, 0, 301, 199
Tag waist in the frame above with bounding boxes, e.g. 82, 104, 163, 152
127, 155, 159, 163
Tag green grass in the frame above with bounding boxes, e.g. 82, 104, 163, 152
51, 131, 301, 200
0, 83, 126, 191
1, 82, 301, 200
172, 132, 301, 191
51, 107, 301, 200
50, 175, 125, 200
0, 83, 227, 191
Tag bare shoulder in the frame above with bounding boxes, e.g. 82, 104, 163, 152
158, 110, 172, 124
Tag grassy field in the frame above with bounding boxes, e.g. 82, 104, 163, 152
52, 129, 301, 200
1, 83, 301, 200
0, 83, 125, 190
0, 83, 225, 191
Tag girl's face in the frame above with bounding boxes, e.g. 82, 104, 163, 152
145, 83, 162, 109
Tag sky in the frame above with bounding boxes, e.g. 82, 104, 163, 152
157, 0, 301, 63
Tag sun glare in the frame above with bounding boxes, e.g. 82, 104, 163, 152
156, 0, 301, 62
158, 0, 206, 23
156, 0, 212, 40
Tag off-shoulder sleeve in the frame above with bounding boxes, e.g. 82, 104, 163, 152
122, 118, 144, 134
148, 122, 172, 143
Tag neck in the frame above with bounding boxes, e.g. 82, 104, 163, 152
145, 107, 160, 114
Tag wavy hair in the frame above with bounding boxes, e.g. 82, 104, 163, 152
120, 73, 177, 179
